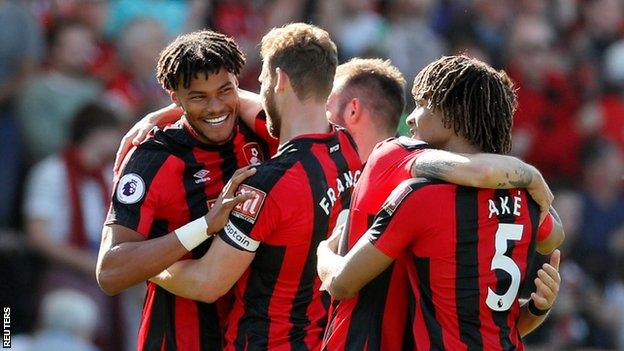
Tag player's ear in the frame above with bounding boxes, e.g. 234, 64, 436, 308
168, 90, 182, 107
345, 98, 361, 124
275, 67, 289, 93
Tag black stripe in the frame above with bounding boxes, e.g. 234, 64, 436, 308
345, 264, 394, 351
492, 189, 516, 351
367, 178, 437, 244
149, 219, 170, 239
288, 147, 333, 350
402, 286, 416, 350
111, 144, 171, 232
329, 133, 353, 210
233, 153, 298, 349
177, 147, 222, 349
234, 244, 287, 350
455, 186, 483, 350
414, 256, 444, 350
145, 286, 177, 350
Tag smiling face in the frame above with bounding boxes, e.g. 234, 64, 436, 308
171, 68, 239, 145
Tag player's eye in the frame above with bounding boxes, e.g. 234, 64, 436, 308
190, 95, 204, 101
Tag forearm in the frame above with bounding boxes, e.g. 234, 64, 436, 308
150, 260, 210, 301
411, 151, 537, 189
518, 299, 550, 337
97, 230, 188, 295
536, 207, 565, 255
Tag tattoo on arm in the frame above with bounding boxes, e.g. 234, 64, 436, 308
507, 165, 533, 188
413, 159, 459, 180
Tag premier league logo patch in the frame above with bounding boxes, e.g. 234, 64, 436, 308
116, 173, 146, 204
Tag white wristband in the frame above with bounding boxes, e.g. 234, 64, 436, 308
175, 216, 210, 251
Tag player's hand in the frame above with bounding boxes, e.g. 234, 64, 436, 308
527, 169, 554, 224
113, 103, 183, 172
205, 166, 257, 234
531, 249, 561, 311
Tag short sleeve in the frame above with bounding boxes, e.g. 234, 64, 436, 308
219, 180, 280, 252
536, 213, 554, 242
105, 147, 172, 238
367, 181, 426, 258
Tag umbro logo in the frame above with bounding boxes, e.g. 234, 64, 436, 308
193, 169, 211, 183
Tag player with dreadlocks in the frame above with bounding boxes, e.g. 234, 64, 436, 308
319, 55, 565, 350
97, 30, 276, 350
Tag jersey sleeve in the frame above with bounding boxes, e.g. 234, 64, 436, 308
253, 110, 279, 155
105, 147, 172, 238
367, 180, 427, 258
536, 212, 554, 242
218, 177, 281, 252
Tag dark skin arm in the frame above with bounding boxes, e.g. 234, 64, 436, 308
96, 167, 256, 295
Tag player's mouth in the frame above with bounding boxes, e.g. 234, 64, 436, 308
203, 113, 230, 126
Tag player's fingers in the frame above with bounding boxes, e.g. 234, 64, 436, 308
534, 278, 555, 301
133, 126, 152, 145
530, 292, 550, 309
224, 193, 255, 208
542, 264, 561, 284
114, 138, 132, 172
539, 208, 548, 225
550, 249, 561, 271
537, 269, 557, 290
227, 168, 257, 194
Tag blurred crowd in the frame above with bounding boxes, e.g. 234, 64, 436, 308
0, 0, 623, 350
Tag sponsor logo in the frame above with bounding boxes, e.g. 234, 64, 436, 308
193, 169, 211, 183
232, 184, 266, 223
329, 144, 340, 153
116, 173, 145, 204
223, 221, 259, 252
243, 142, 264, 165
383, 184, 413, 215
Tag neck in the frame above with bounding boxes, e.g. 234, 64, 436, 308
439, 136, 481, 154
350, 122, 394, 162
279, 100, 330, 145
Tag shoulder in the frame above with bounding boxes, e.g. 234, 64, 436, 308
385, 178, 452, 211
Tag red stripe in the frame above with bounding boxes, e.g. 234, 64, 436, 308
137, 284, 156, 351
175, 298, 200, 351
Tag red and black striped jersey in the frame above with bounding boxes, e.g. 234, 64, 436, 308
106, 113, 276, 351
323, 137, 430, 351
369, 178, 555, 351
217, 126, 362, 351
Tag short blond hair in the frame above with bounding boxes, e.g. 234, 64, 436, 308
335, 58, 406, 132
260, 23, 338, 102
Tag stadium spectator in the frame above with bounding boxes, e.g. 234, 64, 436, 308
573, 138, 624, 286
11, 289, 100, 351
23, 103, 123, 350
506, 15, 581, 182
0, 0, 43, 227
104, 18, 169, 121
17, 19, 101, 160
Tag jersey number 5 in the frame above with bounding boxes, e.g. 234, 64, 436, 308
486, 223, 523, 311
